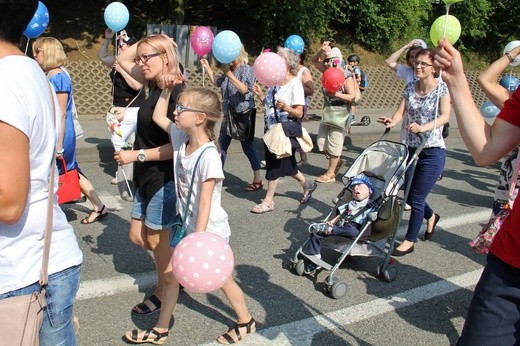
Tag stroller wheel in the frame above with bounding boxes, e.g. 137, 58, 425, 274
330, 280, 348, 299
294, 259, 306, 276
361, 116, 371, 126
377, 261, 398, 282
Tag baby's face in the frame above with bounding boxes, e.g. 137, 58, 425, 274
352, 183, 370, 201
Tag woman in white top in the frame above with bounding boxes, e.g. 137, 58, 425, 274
0, 1, 82, 344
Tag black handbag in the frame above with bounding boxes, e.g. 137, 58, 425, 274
226, 107, 256, 141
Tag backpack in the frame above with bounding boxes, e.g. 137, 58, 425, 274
359, 69, 368, 91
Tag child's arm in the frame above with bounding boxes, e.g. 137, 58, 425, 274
194, 178, 216, 232
152, 87, 174, 134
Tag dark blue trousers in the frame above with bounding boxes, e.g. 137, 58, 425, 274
458, 253, 520, 345
308, 224, 359, 255
404, 147, 445, 242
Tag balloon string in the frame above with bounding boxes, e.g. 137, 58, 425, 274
202, 64, 205, 88
24, 38, 30, 55
433, 4, 452, 134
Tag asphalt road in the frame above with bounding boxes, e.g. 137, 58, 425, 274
68, 109, 498, 345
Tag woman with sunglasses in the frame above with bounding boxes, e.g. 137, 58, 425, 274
114, 34, 185, 342
378, 48, 451, 256
310, 42, 357, 184
99, 28, 144, 185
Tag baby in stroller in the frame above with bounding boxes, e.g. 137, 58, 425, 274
304, 174, 377, 274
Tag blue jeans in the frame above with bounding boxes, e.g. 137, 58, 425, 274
404, 147, 445, 242
458, 253, 520, 345
0, 265, 81, 346
131, 180, 177, 230
219, 124, 261, 171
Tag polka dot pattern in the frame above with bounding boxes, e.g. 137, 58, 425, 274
104, 2, 129, 32
172, 232, 234, 293
212, 30, 241, 64
430, 15, 461, 47
253, 52, 287, 87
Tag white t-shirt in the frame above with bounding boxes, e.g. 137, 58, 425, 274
264, 77, 305, 130
171, 128, 230, 240
0, 56, 83, 294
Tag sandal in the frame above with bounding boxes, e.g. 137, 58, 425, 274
81, 205, 108, 224
250, 200, 274, 214
125, 328, 168, 345
217, 317, 256, 345
131, 294, 161, 315
245, 181, 263, 192
334, 159, 346, 175
316, 174, 335, 183
300, 181, 317, 204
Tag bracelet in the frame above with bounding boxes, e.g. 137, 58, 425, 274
505, 52, 515, 63
56, 149, 64, 155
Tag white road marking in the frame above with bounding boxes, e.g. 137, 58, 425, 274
199, 269, 483, 346
76, 209, 490, 344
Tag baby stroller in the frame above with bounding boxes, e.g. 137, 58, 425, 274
291, 129, 426, 299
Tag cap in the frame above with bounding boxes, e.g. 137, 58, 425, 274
327, 47, 343, 61
350, 174, 374, 194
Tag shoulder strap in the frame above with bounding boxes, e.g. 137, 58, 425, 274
507, 149, 520, 204
181, 145, 215, 226
41, 81, 57, 288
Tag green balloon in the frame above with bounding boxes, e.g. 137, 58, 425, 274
443, 0, 464, 6
430, 15, 461, 46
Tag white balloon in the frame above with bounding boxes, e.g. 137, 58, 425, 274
503, 41, 520, 67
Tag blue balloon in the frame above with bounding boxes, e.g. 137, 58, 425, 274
104, 2, 129, 32
499, 75, 520, 93
212, 30, 241, 64
284, 35, 305, 55
480, 100, 500, 119
24, 1, 49, 39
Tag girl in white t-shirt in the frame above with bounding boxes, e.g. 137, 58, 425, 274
130, 86, 254, 345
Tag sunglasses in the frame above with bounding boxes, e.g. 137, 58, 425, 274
175, 104, 204, 114
134, 52, 161, 64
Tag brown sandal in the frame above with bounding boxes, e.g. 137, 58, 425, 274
217, 317, 256, 344
245, 181, 263, 191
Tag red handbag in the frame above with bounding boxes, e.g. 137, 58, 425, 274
57, 157, 81, 204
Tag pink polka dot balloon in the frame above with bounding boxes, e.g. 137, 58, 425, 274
172, 232, 234, 293
253, 52, 287, 87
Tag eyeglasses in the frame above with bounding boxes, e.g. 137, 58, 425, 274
414, 61, 433, 68
175, 104, 204, 114
134, 52, 161, 64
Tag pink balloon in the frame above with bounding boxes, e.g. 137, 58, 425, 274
172, 232, 234, 293
253, 52, 287, 87
190, 26, 214, 56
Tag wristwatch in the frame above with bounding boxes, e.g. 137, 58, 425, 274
137, 149, 146, 163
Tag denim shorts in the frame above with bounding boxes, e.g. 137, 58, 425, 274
131, 180, 177, 230
0, 265, 81, 346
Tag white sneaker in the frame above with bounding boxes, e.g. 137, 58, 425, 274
404, 203, 412, 211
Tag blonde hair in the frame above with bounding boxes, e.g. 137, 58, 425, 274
138, 34, 183, 87
32, 37, 68, 71
180, 88, 222, 148
235, 44, 249, 65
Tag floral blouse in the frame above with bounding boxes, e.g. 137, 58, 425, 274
402, 80, 448, 148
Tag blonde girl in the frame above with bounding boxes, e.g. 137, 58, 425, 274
33, 37, 107, 224
123, 86, 255, 344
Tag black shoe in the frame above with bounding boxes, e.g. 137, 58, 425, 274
392, 245, 414, 257
303, 262, 321, 275
424, 213, 440, 241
